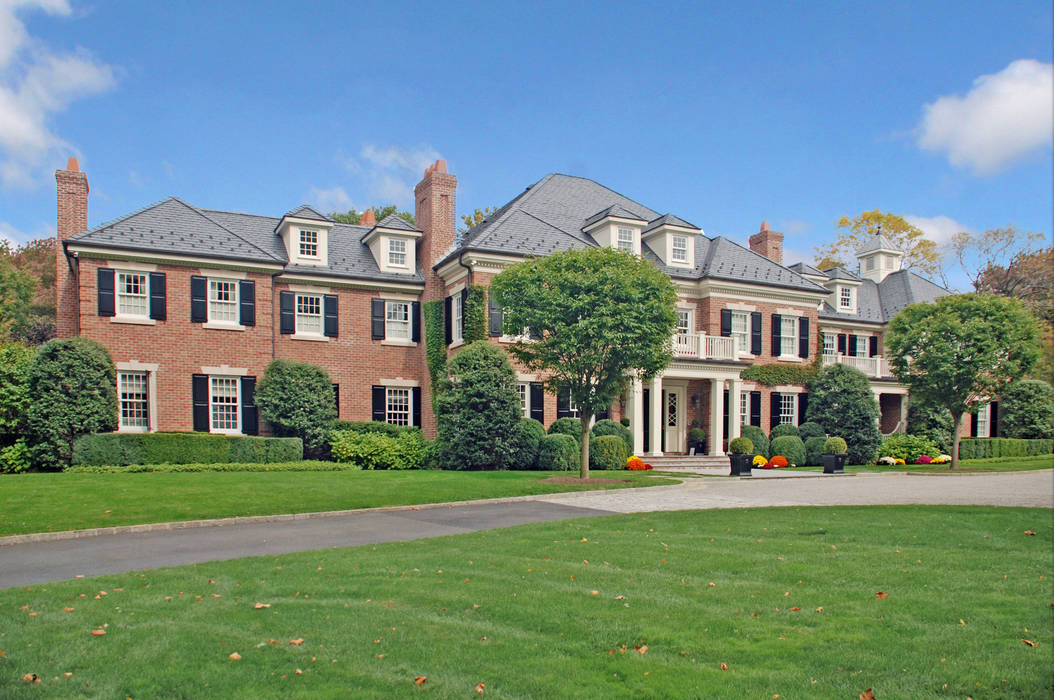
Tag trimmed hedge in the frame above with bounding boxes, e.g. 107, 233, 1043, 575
590, 435, 627, 470
592, 419, 632, 454
770, 435, 806, 466
798, 421, 826, 440
548, 417, 583, 442
67, 460, 345, 474
331, 420, 419, 437
329, 429, 425, 470
537, 433, 578, 470
958, 437, 1053, 460
741, 425, 769, 459
72, 432, 303, 467
770, 423, 800, 439
804, 436, 827, 466
508, 418, 546, 470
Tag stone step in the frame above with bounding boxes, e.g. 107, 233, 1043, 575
639, 455, 730, 468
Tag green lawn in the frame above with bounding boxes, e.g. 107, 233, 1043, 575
0, 469, 677, 537
783, 454, 1054, 474
1, 506, 1050, 698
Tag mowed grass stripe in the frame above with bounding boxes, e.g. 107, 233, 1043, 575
2, 506, 1050, 698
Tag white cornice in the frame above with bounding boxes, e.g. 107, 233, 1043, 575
697, 279, 827, 306
68, 245, 284, 272
277, 273, 423, 294
360, 226, 423, 247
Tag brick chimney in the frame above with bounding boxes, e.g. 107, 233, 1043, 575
749, 220, 783, 265
56, 157, 89, 337
359, 209, 376, 226
414, 159, 457, 299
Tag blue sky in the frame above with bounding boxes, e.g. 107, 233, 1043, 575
1, 0, 1051, 291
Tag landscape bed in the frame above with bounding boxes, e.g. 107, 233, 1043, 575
1, 506, 1050, 698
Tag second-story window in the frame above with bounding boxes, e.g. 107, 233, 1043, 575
839, 286, 854, 310
386, 301, 411, 340
671, 235, 688, 263
208, 280, 238, 323
388, 238, 407, 267
296, 294, 322, 335
731, 311, 749, 353
117, 272, 149, 317
452, 293, 463, 343
823, 333, 835, 356
299, 230, 318, 258
676, 310, 692, 335
617, 227, 634, 251
780, 316, 797, 356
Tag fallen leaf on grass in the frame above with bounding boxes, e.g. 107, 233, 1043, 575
615, 595, 626, 600
590, 590, 599, 596
1024, 530, 1036, 536
876, 592, 888, 599
63, 607, 74, 613
1022, 639, 1037, 647
64, 672, 72, 677
635, 645, 648, 654
720, 663, 728, 670
290, 638, 304, 646
90, 629, 106, 636
414, 676, 427, 685
253, 603, 270, 609
295, 668, 303, 675
229, 652, 241, 660
22, 673, 40, 683
475, 682, 486, 694
815, 607, 824, 613
860, 690, 874, 700
790, 607, 801, 612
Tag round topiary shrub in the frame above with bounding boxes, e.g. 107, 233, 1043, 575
823, 437, 848, 454
770, 423, 800, 440
591, 418, 632, 455
741, 425, 769, 458
256, 359, 337, 455
729, 436, 754, 454
548, 417, 583, 442
537, 433, 578, 470
590, 435, 627, 470
770, 435, 806, 466
804, 436, 827, 466
798, 421, 826, 440
688, 427, 706, 450
507, 418, 546, 470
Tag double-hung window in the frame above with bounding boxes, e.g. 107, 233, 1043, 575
822, 333, 836, 357
518, 383, 530, 418
739, 392, 749, 428
388, 238, 407, 267
671, 235, 688, 263
118, 371, 149, 431
117, 272, 148, 317
975, 403, 990, 438
210, 377, 240, 433
731, 311, 749, 354
208, 280, 238, 323
854, 334, 868, 357
386, 301, 411, 340
386, 387, 410, 426
299, 230, 318, 258
296, 294, 323, 335
616, 227, 634, 251
780, 316, 797, 356
779, 393, 797, 425
676, 309, 692, 335
839, 287, 854, 310
452, 294, 463, 343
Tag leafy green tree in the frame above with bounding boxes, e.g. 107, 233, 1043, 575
886, 294, 1040, 468
0, 342, 34, 443
25, 337, 117, 470
459, 207, 497, 236
805, 364, 882, 465
329, 206, 414, 225
814, 210, 941, 279
999, 380, 1054, 439
255, 360, 337, 454
0, 244, 35, 340
433, 341, 521, 469
490, 247, 678, 478
907, 399, 955, 454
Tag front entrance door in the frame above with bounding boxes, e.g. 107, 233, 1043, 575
664, 386, 685, 453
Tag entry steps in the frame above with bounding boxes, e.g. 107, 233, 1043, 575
637, 455, 730, 469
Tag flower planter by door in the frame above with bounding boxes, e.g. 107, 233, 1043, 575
822, 453, 847, 474
729, 453, 754, 476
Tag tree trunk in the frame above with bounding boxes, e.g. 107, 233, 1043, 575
950, 410, 963, 470
580, 413, 592, 480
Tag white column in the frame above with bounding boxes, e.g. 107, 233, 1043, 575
627, 378, 644, 455
648, 376, 663, 456
709, 378, 725, 456
898, 393, 908, 433
729, 378, 742, 441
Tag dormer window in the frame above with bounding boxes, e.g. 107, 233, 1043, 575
617, 227, 634, 251
839, 286, 855, 311
388, 239, 407, 267
299, 230, 319, 258
671, 235, 688, 263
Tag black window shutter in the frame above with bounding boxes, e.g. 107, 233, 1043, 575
411, 387, 421, 427
771, 314, 782, 356
280, 291, 295, 334
798, 393, 808, 425
444, 296, 452, 345
149, 272, 166, 321
97, 268, 115, 317
530, 383, 544, 423
557, 388, 571, 418
372, 386, 386, 422
837, 333, 847, 354
869, 336, 878, 357
411, 301, 420, 342
751, 312, 762, 355
239, 280, 255, 326
723, 389, 729, 440
596, 406, 610, 421
241, 376, 258, 435
528, 326, 541, 340
720, 309, 732, 337
770, 392, 781, 430
323, 294, 338, 337
970, 411, 979, 436
750, 391, 761, 427
489, 294, 503, 337
848, 334, 858, 356
190, 275, 207, 323
370, 298, 385, 340
990, 402, 999, 437
192, 374, 209, 432
798, 317, 809, 358
332, 384, 340, 418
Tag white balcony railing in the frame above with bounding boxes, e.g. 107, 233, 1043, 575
671, 332, 737, 361
822, 353, 890, 378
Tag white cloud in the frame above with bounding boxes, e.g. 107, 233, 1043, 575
0, 219, 53, 246
917, 59, 1053, 175
0, 1, 117, 188
307, 185, 353, 214
903, 214, 971, 246
340, 144, 443, 207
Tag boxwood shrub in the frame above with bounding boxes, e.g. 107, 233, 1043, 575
591, 419, 632, 454
72, 432, 303, 467
740, 425, 769, 458
507, 418, 546, 470
537, 433, 578, 470
958, 437, 1053, 460
798, 421, 826, 440
804, 436, 827, 466
548, 417, 583, 442
770, 435, 807, 466
770, 423, 800, 439
590, 434, 627, 470
329, 429, 425, 470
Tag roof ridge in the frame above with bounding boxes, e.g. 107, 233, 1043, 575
459, 173, 557, 247
71, 196, 181, 240
201, 208, 279, 222
176, 198, 284, 262
518, 208, 597, 247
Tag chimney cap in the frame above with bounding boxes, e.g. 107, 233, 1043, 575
66, 157, 80, 172
360, 209, 376, 225
760, 221, 769, 232
423, 159, 448, 178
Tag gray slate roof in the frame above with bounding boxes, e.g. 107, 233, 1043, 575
447, 173, 826, 294
69, 197, 424, 284
283, 205, 331, 222
816, 268, 948, 324
787, 261, 827, 278
856, 233, 899, 255
374, 214, 422, 232
642, 213, 699, 234
822, 266, 861, 281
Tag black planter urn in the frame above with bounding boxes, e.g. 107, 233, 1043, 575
729, 453, 754, 476
822, 453, 847, 474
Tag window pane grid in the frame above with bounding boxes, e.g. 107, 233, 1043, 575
296, 294, 322, 335
780, 317, 797, 356
453, 295, 463, 342
386, 302, 410, 339
209, 280, 238, 323
386, 387, 410, 426
672, 235, 688, 262
731, 311, 749, 353
388, 239, 406, 266
823, 333, 835, 356
299, 230, 318, 257
617, 227, 634, 251
740, 392, 748, 427
518, 383, 529, 418
210, 377, 239, 431
118, 371, 148, 429
779, 393, 796, 425
839, 287, 853, 309
676, 310, 691, 335
117, 272, 148, 316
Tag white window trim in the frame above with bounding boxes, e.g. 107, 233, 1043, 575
518, 383, 531, 418
385, 386, 412, 426
676, 308, 694, 335
452, 293, 464, 345
383, 300, 414, 345
115, 361, 158, 433
822, 332, 836, 357
209, 376, 241, 435
975, 403, 991, 438
114, 270, 151, 322
388, 238, 408, 268
616, 226, 635, 252
671, 234, 689, 263
778, 392, 798, 425
838, 286, 857, 313
294, 292, 325, 338
117, 370, 150, 433
730, 310, 750, 356
779, 315, 799, 359
205, 277, 244, 330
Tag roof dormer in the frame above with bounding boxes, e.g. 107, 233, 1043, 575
855, 233, 904, 283
582, 205, 647, 255
276, 205, 333, 267
820, 267, 863, 314
641, 214, 700, 268
361, 214, 423, 275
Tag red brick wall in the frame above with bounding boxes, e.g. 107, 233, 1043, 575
56, 163, 88, 338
